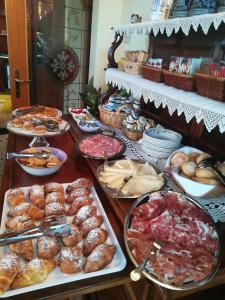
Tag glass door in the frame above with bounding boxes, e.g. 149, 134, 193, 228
27, 0, 92, 112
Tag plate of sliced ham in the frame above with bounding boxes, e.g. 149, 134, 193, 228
78, 134, 126, 160
124, 191, 221, 290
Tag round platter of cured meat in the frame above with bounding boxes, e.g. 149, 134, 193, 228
124, 191, 221, 290
78, 134, 126, 160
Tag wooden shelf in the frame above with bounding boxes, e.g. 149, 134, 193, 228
106, 68, 225, 134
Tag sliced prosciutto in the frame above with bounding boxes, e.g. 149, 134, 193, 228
127, 192, 219, 287
79, 134, 124, 159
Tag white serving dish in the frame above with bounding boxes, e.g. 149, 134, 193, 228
69, 108, 94, 123
0, 183, 126, 298
165, 146, 224, 198
77, 120, 100, 133
16, 147, 67, 176
141, 144, 176, 158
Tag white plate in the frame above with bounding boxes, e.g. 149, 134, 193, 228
141, 144, 174, 158
69, 108, 94, 123
165, 146, 217, 197
0, 183, 126, 298
143, 128, 182, 148
6, 120, 70, 137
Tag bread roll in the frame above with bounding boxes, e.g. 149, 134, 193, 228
170, 152, 189, 168
192, 177, 219, 185
195, 168, 216, 179
196, 153, 211, 164
216, 162, 225, 177
189, 152, 200, 162
181, 161, 197, 177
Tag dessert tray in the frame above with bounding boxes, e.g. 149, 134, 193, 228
12, 106, 62, 118
0, 182, 126, 297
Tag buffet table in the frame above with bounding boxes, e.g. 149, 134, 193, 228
1, 115, 225, 300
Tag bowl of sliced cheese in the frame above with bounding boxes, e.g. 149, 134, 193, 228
97, 158, 165, 198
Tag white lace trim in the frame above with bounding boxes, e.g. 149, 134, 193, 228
100, 122, 225, 222
105, 68, 225, 133
113, 12, 225, 37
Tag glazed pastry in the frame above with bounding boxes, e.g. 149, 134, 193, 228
66, 188, 91, 204
23, 121, 34, 131
61, 224, 83, 247
44, 182, 64, 195
83, 228, 108, 257
181, 161, 197, 177
67, 196, 93, 216
10, 240, 34, 261
5, 215, 35, 230
0, 253, 19, 295
29, 185, 45, 209
170, 152, 189, 169
33, 125, 46, 134
8, 203, 44, 220
196, 153, 211, 164
80, 215, 104, 237
192, 177, 219, 185
66, 178, 93, 194
84, 244, 115, 273
7, 188, 25, 207
11, 118, 24, 128
195, 168, 216, 179
11, 258, 56, 289
60, 246, 84, 274
45, 192, 65, 205
45, 202, 66, 217
73, 205, 97, 226
37, 236, 60, 259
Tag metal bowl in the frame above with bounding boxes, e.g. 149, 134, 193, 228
96, 159, 165, 198
124, 191, 221, 290
77, 134, 126, 161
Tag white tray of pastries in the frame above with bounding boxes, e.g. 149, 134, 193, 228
166, 146, 225, 198
0, 180, 126, 297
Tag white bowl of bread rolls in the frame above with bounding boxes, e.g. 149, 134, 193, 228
166, 146, 225, 197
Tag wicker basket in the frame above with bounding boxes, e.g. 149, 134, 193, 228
195, 73, 225, 102
141, 65, 163, 83
163, 70, 195, 91
124, 61, 143, 75
118, 61, 125, 71
123, 129, 143, 141
98, 104, 130, 129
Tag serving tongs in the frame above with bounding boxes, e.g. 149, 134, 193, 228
6, 151, 49, 160
0, 216, 71, 247
130, 241, 162, 281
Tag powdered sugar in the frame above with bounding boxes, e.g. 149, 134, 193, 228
61, 247, 84, 268
0, 253, 19, 274
30, 185, 44, 197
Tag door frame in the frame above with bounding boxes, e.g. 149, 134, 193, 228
5, 0, 30, 109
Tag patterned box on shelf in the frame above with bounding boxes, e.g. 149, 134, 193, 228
98, 104, 130, 129
141, 65, 163, 83
163, 69, 195, 91
195, 73, 225, 102
124, 61, 143, 75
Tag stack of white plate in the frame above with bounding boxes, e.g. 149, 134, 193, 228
141, 127, 182, 158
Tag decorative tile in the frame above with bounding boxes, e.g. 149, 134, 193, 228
65, 8, 82, 29
65, 28, 82, 49
64, 84, 81, 100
